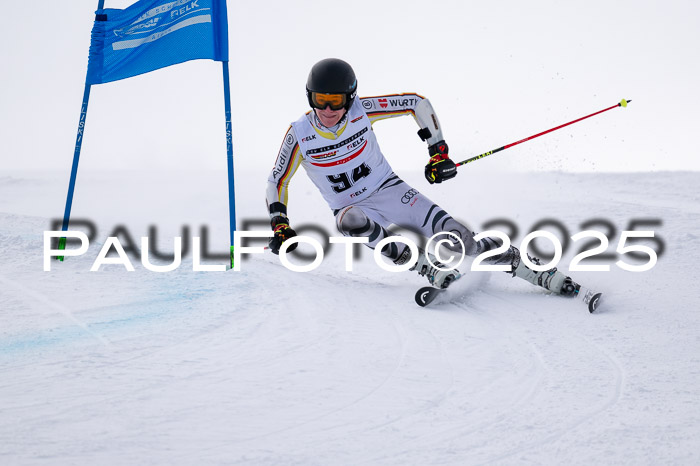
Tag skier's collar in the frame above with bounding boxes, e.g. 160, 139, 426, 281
312, 112, 348, 139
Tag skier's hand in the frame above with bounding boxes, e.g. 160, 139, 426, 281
268, 216, 298, 255
425, 141, 457, 184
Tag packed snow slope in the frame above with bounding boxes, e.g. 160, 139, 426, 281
1, 169, 699, 465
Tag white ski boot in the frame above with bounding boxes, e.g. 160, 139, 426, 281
410, 250, 460, 289
512, 251, 578, 297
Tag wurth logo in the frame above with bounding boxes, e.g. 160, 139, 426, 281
389, 98, 419, 107
378, 99, 388, 109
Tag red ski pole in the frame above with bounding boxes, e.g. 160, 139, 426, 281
455, 99, 631, 167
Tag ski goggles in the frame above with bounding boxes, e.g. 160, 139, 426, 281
309, 92, 348, 111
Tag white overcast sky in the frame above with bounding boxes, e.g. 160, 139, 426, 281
0, 0, 698, 173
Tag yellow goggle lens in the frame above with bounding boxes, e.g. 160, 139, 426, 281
311, 92, 346, 110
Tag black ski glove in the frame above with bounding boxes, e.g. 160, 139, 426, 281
268, 215, 298, 255
424, 141, 457, 184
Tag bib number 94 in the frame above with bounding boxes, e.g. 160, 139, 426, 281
327, 163, 372, 193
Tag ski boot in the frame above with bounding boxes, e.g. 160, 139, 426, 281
511, 249, 578, 297
410, 249, 460, 289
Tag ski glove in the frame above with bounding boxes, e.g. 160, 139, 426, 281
425, 141, 457, 184
268, 215, 298, 255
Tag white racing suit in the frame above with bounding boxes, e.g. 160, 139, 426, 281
265, 94, 516, 269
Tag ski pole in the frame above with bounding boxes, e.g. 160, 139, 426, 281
455, 99, 631, 167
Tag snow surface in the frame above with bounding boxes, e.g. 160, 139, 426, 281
1, 169, 699, 465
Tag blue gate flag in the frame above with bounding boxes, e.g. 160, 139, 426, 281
86, 0, 228, 84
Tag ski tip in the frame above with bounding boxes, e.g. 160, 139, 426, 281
415, 287, 432, 307
588, 292, 603, 313
415, 286, 441, 307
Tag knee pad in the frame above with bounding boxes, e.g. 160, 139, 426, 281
475, 238, 517, 266
335, 206, 400, 260
336, 206, 371, 236
432, 228, 479, 256
431, 215, 479, 256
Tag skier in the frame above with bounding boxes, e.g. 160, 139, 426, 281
265, 58, 579, 297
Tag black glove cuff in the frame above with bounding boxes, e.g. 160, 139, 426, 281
271, 215, 289, 229
269, 202, 287, 216
428, 140, 449, 156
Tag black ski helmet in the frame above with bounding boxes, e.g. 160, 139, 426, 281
306, 58, 357, 111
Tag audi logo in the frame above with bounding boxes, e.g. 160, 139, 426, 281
401, 189, 419, 204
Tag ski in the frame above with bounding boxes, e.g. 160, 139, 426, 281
574, 286, 603, 313
415, 279, 602, 312
415, 286, 447, 307
414, 271, 465, 307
